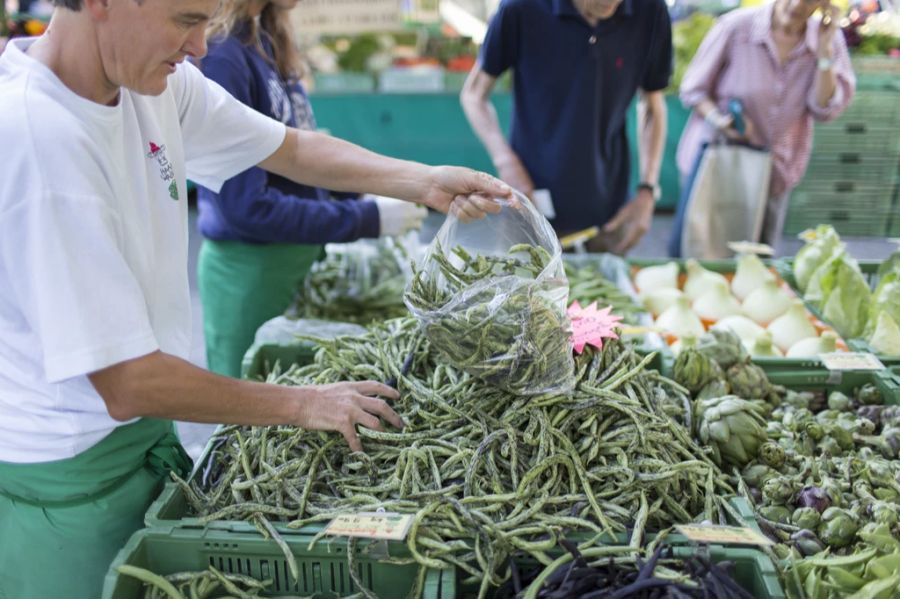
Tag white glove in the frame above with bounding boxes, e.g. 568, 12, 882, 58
373, 196, 428, 237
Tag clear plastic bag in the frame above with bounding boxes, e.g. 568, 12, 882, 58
297, 233, 422, 324
404, 194, 575, 395
254, 316, 367, 346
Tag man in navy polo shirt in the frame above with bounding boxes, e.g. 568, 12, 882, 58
461, 0, 672, 254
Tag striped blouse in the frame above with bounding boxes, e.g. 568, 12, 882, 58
676, 3, 856, 197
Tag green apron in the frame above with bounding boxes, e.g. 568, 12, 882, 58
0, 418, 191, 599
198, 239, 322, 378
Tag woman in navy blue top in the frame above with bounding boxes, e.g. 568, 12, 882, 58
198, 0, 425, 377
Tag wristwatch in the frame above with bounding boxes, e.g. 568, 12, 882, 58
817, 57, 834, 72
637, 182, 661, 201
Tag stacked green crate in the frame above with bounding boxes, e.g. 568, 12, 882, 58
785, 86, 900, 237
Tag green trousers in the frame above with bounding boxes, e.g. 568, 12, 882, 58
198, 239, 322, 378
0, 418, 192, 599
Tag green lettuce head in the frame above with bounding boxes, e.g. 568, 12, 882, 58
794, 225, 842, 293
815, 255, 871, 339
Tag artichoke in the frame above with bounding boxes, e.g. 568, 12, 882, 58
763, 476, 797, 505
803, 421, 825, 442
857, 405, 885, 426
760, 441, 786, 469
856, 429, 900, 459
742, 463, 778, 488
875, 487, 900, 503
870, 502, 900, 527
674, 347, 723, 393
784, 408, 815, 432
766, 421, 786, 439
750, 399, 774, 419
855, 417, 876, 435
696, 328, 747, 368
825, 425, 854, 451
827, 391, 851, 412
815, 409, 841, 424
694, 395, 768, 468
797, 485, 832, 513
758, 505, 792, 525
817, 436, 844, 456
866, 459, 898, 488
726, 360, 772, 399
858, 523, 900, 553
791, 507, 822, 530
783, 390, 813, 410
696, 378, 730, 401
818, 507, 859, 548
881, 406, 900, 428
790, 529, 825, 557
857, 383, 882, 406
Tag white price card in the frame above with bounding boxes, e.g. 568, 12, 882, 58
820, 352, 884, 372
675, 525, 773, 546
727, 241, 774, 256
325, 512, 414, 541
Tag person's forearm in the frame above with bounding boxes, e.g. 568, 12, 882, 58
694, 97, 720, 120
637, 92, 667, 186
259, 130, 433, 204
814, 67, 837, 109
460, 70, 516, 168
89, 351, 308, 425
461, 90, 515, 167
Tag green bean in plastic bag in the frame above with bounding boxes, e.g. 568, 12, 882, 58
404, 193, 575, 395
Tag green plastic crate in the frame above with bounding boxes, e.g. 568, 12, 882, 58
888, 365, 900, 386
102, 527, 452, 599
627, 258, 849, 372
669, 545, 785, 599
764, 368, 900, 406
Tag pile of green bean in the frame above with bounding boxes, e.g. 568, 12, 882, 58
404, 242, 574, 395
564, 262, 645, 325
180, 316, 734, 597
297, 238, 411, 324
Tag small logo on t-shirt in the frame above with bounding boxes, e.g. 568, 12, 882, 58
147, 141, 179, 201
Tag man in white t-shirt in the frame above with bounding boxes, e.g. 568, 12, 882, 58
0, 0, 510, 597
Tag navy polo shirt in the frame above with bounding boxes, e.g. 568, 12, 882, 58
480, 0, 672, 231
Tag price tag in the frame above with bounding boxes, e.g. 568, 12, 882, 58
820, 352, 884, 372
727, 241, 774, 256
568, 301, 622, 353
675, 525, 773, 546
324, 512, 414, 541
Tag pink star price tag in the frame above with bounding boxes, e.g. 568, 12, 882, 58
567, 301, 623, 354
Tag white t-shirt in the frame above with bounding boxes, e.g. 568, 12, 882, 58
0, 39, 286, 463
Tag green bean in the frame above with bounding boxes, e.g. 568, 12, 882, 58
117, 565, 185, 599
174, 316, 731, 592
